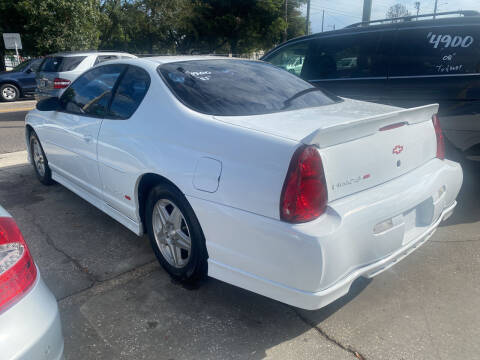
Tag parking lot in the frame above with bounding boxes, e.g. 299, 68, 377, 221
0, 101, 479, 359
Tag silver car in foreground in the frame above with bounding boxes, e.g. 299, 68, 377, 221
35, 50, 136, 100
0, 205, 63, 359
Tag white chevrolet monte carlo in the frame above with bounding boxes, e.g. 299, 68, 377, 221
25, 56, 463, 310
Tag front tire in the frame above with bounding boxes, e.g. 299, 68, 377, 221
145, 183, 208, 284
30, 132, 53, 185
0, 83, 19, 102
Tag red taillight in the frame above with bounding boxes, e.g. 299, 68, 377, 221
432, 114, 445, 160
280, 145, 328, 223
379, 122, 407, 131
53, 77, 71, 89
0, 217, 37, 313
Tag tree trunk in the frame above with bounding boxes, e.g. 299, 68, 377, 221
0, 47, 5, 72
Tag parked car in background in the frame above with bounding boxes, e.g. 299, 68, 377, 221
25, 56, 462, 310
0, 205, 64, 359
35, 51, 136, 100
262, 11, 480, 160
0, 58, 42, 102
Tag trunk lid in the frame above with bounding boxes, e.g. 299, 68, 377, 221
214, 99, 439, 201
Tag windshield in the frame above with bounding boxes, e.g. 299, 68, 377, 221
158, 59, 340, 116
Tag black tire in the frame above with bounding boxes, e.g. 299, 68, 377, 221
145, 183, 208, 284
29, 131, 53, 185
0, 83, 19, 102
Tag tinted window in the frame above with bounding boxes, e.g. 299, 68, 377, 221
29, 59, 42, 72
159, 60, 339, 116
267, 42, 308, 76
60, 64, 126, 117
300, 32, 387, 80
110, 66, 150, 119
39, 56, 86, 72
94, 55, 119, 65
391, 27, 480, 76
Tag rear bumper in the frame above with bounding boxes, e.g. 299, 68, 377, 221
34, 89, 62, 101
189, 158, 463, 310
0, 270, 64, 360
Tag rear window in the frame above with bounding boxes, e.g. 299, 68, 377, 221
158, 60, 339, 116
39, 56, 86, 72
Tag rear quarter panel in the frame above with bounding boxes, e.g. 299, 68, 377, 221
97, 66, 298, 224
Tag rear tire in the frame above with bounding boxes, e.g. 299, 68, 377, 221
30, 132, 53, 185
145, 183, 208, 284
0, 83, 19, 102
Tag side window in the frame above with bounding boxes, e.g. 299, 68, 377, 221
60, 64, 126, 117
301, 32, 387, 80
391, 27, 480, 76
94, 55, 119, 65
266, 42, 308, 76
109, 66, 150, 119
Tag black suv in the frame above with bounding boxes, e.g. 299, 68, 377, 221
262, 11, 480, 160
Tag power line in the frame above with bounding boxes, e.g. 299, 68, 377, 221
310, 8, 361, 19
309, 5, 362, 18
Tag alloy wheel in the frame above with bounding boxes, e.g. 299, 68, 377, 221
152, 199, 192, 268
1, 86, 17, 101
32, 138, 46, 177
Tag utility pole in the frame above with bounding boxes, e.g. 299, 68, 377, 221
362, 0, 372, 23
321, 10, 325, 32
284, 0, 288, 41
433, 0, 438, 19
305, 0, 310, 35
414, 1, 420, 19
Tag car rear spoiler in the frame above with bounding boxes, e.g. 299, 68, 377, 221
301, 103, 439, 148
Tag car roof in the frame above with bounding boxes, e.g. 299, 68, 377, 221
92, 55, 258, 73
143, 55, 237, 64
46, 51, 135, 57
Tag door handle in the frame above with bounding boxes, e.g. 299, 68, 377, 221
83, 135, 93, 143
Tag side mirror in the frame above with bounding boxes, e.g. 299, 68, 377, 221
25, 68, 32, 74
36, 97, 62, 112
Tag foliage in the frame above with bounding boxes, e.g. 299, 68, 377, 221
16, 0, 101, 55
386, 3, 411, 20
0, 0, 307, 57
99, 0, 190, 54
180, 0, 306, 55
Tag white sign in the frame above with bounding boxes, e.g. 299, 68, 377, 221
2, 33, 22, 50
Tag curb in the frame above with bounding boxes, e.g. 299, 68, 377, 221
0, 150, 28, 168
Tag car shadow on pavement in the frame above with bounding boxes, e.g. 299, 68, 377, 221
291, 277, 372, 322
441, 158, 480, 226
0, 164, 372, 359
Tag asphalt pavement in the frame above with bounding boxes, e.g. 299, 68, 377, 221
0, 100, 36, 153
0, 100, 479, 359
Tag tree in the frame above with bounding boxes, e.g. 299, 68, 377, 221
386, 3, 411, 20
99, 0, 190, 54
0, 0, 28, 69
180, 0, 306, 55
17, 0, 101, 55
1, 0, 308, 58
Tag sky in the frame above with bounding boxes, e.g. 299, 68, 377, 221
304, 0, 480, 33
